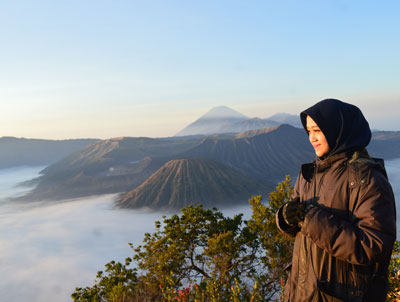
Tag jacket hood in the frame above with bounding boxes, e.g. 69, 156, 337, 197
300, 99, 371, 157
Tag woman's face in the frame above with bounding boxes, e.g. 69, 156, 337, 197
306, 115, 330, 157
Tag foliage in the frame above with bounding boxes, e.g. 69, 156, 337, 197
247, 175, 295, 298
71, 175, 400, 301
132, 203, 266, 300
388, 240, 400, 302
71, 258, 138, 302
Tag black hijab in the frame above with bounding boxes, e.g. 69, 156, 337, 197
300, 99, 371, 158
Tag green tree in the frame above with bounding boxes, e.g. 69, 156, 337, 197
247, 175, 295, 300
72, 258, 138, 302
132, 204, 261, 300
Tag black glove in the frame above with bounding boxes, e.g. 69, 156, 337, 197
282, 197, 307, 227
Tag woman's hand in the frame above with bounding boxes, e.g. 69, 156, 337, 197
282, 197, 307, 226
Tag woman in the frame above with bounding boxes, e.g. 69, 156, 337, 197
276, 99, 397, 301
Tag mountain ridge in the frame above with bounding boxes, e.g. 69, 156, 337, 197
0, 137, 100, 169
175, 106, 301, 136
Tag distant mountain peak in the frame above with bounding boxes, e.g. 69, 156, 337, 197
268, 112, 292, 119
201, 106, 249, 120
175, 106, 303, 137
175, 106, 249, 136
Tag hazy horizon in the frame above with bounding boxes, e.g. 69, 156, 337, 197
1, 104, 399, 141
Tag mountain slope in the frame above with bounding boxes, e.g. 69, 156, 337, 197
218, 118, 279, 134
40, 136, 202, 178
17, 157, 168, 201
235, 125, 280, 138
18, 136, 202, 201
118, 158, 273, 209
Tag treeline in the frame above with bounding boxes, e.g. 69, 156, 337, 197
72, 176, 400, 302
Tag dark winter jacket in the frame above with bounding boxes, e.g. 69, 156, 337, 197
276, 99, 397, 301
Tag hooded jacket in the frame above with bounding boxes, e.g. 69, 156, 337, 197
276, 99, 397, 301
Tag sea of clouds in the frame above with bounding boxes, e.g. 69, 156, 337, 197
0, 159, 399, 302
0, 168, 166, 301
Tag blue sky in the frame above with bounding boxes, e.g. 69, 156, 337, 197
1, 0, 399, 139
